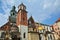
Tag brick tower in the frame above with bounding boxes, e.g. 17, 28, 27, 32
16, 3, 28, 40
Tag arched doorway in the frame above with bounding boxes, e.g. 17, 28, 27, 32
12, 35, 17, 40
12, 35, 20, 40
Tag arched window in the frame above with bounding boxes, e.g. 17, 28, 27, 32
13, 13, 15, 15
23, 33, 26, 38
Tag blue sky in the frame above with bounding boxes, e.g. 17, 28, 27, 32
0, 0, 60, 26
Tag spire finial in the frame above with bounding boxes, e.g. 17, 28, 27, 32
12, 5, 16, 10
18, 2, 26, 10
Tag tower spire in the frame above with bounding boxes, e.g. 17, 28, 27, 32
9, 5, 17, 23
18, 3, 26, 10
16, 3, 28, 40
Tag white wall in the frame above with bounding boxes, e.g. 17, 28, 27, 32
18, 25, 28, 40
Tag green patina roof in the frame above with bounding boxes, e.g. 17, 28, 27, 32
9, 6, 17, 23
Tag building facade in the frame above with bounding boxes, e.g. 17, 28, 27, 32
52, 18, 60, 40
0, 3, 58, 40
16, 3, 28, 40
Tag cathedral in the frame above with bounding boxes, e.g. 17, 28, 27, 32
0, 3, 40, 40
0, 3, 59, 40
0, 3, 28, 40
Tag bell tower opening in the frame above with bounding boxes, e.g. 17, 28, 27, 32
18, 3, 26, 10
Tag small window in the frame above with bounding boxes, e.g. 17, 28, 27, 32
13, 13, 15, 15
23, 33, 25, 38
58, 27, 59, 30
33, 28, 34, 31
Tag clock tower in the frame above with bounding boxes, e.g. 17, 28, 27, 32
9, 6, 17, 24
16, 3, 28, 40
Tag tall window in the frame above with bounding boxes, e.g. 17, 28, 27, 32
23, 33, 26, 38
13, 13, 15, 15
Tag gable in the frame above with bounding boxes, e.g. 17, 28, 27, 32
28, 16, 35, 24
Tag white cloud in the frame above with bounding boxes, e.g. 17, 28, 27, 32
39, 13, 51, 22
32, 0, 60, 23
0, 0, 11, 27
5, 0, 15, 6
27, 0, 37, 3
43, 3, 51, 9
37, 0, 60, 24
0, 13, 8, 26
42, 0, 60, 10
0, 0, 60, 26
0, 0, 22, 26
54, 0, 60, 6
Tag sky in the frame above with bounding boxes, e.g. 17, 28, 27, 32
0, 0, 60, 26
